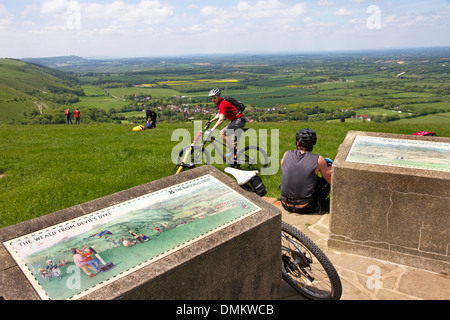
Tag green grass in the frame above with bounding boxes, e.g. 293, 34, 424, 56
108, 87, 179, 99
0, 123, 177, 227
73, 95, 127, 110
396, 112, 450, 124
1, 120, 449, 229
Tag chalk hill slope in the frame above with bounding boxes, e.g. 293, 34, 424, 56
0, 58, 83, 123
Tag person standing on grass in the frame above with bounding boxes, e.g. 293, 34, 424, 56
74, 108, 81, 125
64, 109, 73, 125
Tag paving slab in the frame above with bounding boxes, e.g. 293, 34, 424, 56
263, 198, 450, 300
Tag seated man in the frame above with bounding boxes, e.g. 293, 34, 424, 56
280, 128, 332, 214
145, 108, 157, 128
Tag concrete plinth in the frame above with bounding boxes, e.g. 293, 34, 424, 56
328, 131, 450, 275
0, 166, 281, 300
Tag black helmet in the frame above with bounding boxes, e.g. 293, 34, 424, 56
296, 128, 317, 148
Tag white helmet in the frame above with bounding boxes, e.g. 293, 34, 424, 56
209, 88, 221, 97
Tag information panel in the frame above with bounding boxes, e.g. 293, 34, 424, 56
346, 136, 450, 172
4, 175, 261, 300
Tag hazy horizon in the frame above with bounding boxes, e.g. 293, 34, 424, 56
14, 45, 450, 61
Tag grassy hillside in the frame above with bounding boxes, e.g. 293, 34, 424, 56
0, 58, 83, 123
1, 121, 449, 228
1, 51, 449, 228
3, 51, 449, 126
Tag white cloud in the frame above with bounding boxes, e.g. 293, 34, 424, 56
334, 8, 352, 16
0, 4, 14, 30
317, 0, 334, 7
1, 0, 450, 58
41, 0, 70, 15
302, 16, 336, 31
20, 0, 173, 33
201, 0, 306, 22
0, 4, 11, 16
83, 0, 173, 27
20, 4, 39, 19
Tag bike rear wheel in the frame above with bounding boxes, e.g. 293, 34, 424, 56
237, 146, 269, 173
173, 146, 211, 174
281, 221, 342, 300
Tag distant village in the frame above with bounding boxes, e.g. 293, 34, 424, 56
132, 94, 269, 122
129, 94, 416, 124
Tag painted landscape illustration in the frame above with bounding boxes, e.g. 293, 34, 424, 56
347, 136, 450, 172
4, 175, 260, 300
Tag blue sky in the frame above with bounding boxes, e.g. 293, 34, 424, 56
0, 0, 449, 58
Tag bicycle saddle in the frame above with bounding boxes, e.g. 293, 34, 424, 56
224, 167, 258, 185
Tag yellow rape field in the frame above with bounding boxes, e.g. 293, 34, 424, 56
156, 79, 239, 86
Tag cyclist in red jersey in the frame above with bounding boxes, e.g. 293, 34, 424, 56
207, 88, 246, 157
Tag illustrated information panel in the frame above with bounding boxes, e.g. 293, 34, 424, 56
346, 136, 450, 172
4, 175, 261, 300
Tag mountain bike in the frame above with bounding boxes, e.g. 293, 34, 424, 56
224, 168, 342, 300
173, 122, 269, 175
282, 221, 342, 300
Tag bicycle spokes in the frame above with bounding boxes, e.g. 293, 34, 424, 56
281, 222, 342, 300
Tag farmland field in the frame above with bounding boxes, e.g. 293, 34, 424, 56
67, 50, 449, 126
107, 87, 179, 99
1, 48, 449, 228
3, 48, 446, 126
73, 95, 126, 110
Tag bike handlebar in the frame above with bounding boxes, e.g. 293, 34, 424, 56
193, 131, 203, 144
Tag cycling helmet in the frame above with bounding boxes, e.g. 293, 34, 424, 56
209, 88, 221, 97
296, 128, 317, 148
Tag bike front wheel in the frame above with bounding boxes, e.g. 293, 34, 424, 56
281, 221, 342, 300
173, 146, 211, 174
237, 146, 269, 173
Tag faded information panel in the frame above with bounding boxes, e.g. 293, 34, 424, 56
346, 136, 450, 172
4, 175, 261, 300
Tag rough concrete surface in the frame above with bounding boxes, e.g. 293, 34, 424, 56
263, 197, 450, 300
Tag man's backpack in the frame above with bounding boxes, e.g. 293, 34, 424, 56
224, 97, 245, 115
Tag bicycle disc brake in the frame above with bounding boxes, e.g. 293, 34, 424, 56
283, 252, 315, 283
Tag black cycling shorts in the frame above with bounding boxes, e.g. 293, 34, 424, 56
222, 117, 246, 137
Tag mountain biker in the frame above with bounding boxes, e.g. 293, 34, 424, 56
280, 128, 332, 214
206, 88, 246, 158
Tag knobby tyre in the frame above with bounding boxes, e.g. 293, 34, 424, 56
173, 146, 211, 174
281, 221, 342, 300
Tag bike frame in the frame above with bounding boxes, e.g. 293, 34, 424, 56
204, 136, 232, 161
175, 123, 243, 174
175, 129, 204, 174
